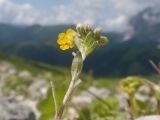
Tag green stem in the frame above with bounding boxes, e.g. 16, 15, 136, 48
55, 52, 83, 120
55, 75, 78, 120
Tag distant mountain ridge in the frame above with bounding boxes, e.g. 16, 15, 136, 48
129, 7, 160, 43
0, 23, 74, 43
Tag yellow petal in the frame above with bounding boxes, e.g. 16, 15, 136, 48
67, 39, 75, 48
69, 43, 74, 48
58, 33, 65, 39
60, 44, 69, 50
57, 36, 67, 45
66, 28, 74, 37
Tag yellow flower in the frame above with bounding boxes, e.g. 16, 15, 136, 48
57, 28, 75, 50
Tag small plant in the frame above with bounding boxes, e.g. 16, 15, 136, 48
119, 76, 160, 120
51, 24, 108, 120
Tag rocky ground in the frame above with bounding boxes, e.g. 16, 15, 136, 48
0, 61, 49, 120
136, 116, 160, 120
0, 61, 160, 120
0, 97, 36, 120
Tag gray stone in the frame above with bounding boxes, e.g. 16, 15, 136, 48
135, 85, 152, 102
18, 70, 32, 78
72, 87, 110, 107
0, 97, 36, 120
116, 92, 128, 110
135, 115, 160, 120
0, 61, 16, 73
29, 80, 48, 100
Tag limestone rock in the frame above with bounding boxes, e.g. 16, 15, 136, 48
135, 115, 160, 120
0, 97, 36, 120
72, 86, 110, 107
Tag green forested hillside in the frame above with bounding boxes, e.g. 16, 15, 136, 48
0, 25, 159, 76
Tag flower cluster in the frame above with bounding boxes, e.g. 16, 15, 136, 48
57, 24, 108, 60
57, 29, 75, 50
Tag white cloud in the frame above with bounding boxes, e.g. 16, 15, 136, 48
51, 0, 160, 31
103, 15, 128, 31
0, 0, 159, 31
0, 0, 4, 5
0, 0, 51, 25
52, 0, 106, 25
111, 0, 160, 16
73, 0, 106, 9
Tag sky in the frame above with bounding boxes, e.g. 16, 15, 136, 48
0, 0, 160, 31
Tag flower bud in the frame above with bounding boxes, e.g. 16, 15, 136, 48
81, 25, 88, 35
84, 25, 91, 33
76, 24, 83, 33
98, 36, 108, 45
76, 24, 87, 35
94, 27, 102, 38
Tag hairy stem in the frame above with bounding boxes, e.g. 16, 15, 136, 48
55, 52, 83, 120
55, 74, 78, 120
